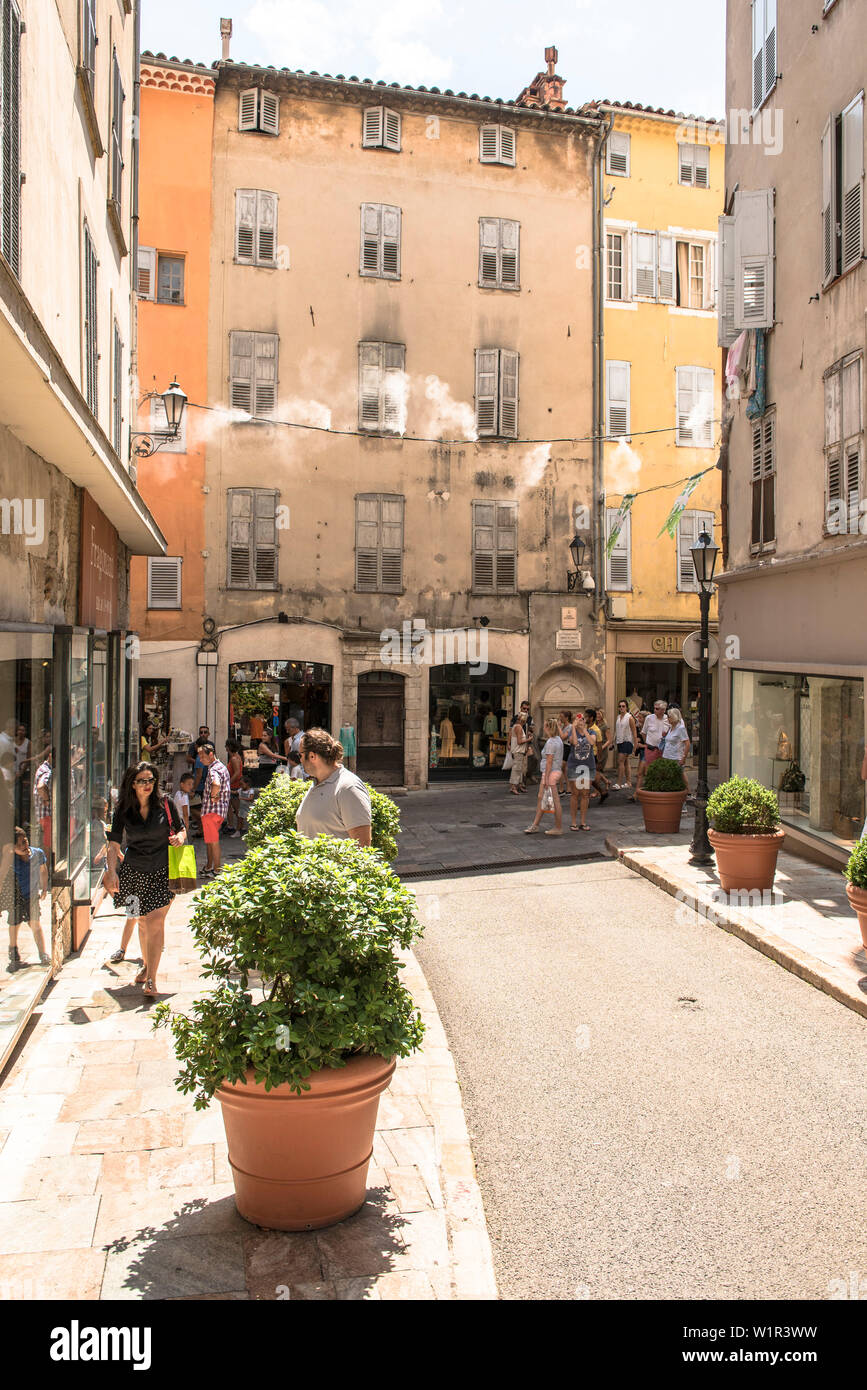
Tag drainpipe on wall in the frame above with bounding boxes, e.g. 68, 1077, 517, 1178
591, 113, 613, 616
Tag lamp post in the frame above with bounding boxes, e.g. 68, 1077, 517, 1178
567, 533, 587, 592
688, 529, 719, 865
130, 378, 187, 458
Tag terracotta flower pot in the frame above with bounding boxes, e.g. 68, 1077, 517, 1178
216, 1053, 396, 1231
707, 827, 785, 892
845, 882, 867, 952
636, 789, 688, 833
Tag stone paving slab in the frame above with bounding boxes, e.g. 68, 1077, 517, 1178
0, 885, 497, 1301
605, 830, 867, 1020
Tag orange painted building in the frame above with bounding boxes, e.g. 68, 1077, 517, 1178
130, 57, 214, 731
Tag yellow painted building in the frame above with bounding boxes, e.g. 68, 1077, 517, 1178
589, 102, 724, 750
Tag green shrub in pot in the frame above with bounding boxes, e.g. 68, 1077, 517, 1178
642, 757, 687, 792
245, 772, 400, 862
844, 837, 867, 890
706, 776, 781, 834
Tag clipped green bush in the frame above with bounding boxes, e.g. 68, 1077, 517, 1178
706, 776, 781, 834
245, 771, 400, 861
154, 833, 424, 1106
844, 836, 867, 890
642, 757, 687, 792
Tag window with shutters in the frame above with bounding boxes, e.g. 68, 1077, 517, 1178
157, 255, 184, 305
235, 190, 278, 266
824, 354, 862, 531
360, 204, 401, 279
605, 361, 631, 439
238, 88, 280, 135
357, 342, 406, 433
137, 246, 156, 299
732, 189, 774, 330
750, 410, 775, 552
471, 501, 517, 594
110, 51, 125, 209
474, 349, 519, 438
606, 131, 630, 177
678, 143, 710, 188
227, 489, 279, 589
606, 231, 628, 302
632, 230, 657, 298
362, 106, 401, 151
229, 331, 279, 417
355, 494, 405, 593
605, 508, 632, 591
150, 394, 187, 454
0, 0, 21, 279
676, 512, 715, 592
717, 215, 736, 346
675, 366, 715, 447
148, 558, 182, 609
675, 239, 711, 309
821, 92, 864, 288
83, 223, 98, 417
112, 322, 123, 454
479, 125, 516, 166
751, 0, 777, 110
478, 218, 520, 289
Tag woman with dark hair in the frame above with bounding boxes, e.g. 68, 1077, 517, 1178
103, 761, 185, 998
255, 729, 287, 787
140, 721, 168, 764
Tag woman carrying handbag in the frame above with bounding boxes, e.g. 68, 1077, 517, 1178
507, 713, 528, 795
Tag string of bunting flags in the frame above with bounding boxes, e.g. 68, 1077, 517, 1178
604, 466, 717, 558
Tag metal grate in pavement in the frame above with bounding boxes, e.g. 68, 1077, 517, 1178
398, 851, 608, 881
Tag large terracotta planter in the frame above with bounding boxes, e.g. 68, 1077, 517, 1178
707, 828, 785, 892
845, 883, 867, 952
636, 789, 688, 833
216, 1053, 396, 1231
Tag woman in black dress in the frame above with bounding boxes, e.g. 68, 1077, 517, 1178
103, 761, 185, 998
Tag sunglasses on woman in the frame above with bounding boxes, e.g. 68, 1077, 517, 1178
134, 776, 155, 786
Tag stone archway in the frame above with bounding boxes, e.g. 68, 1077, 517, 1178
532, 661, 602, 727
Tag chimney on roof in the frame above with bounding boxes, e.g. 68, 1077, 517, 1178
220, 17, 232, 62
516, 45, 566, 113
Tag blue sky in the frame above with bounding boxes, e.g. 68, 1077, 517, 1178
141, 0, 725, 118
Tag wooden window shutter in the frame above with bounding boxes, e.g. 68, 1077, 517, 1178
479, 218, 500, 286
495, 501, 517, 592
1, 0, 20, 278
137, 246, 156, 299
825, 368, 842, 508
83, 225, 98, 415
763, 0, 776, 105
734, 188, 774, 329
717, 215, 737, 346
259, 91, 279, 135
605, 508, 631, 590
147, 557, 182, 608
229, 331, 254, 412
694, 145, 709, 188
112, 322, 123, 453
111, 52, 124, 207
751, 420, 764, 547
235, 190, 258, 263
501, 220, 519, 285
657, 233, 675, 303
384, 108, 401, 151
360, 203, 382, 274
239, 88, 259, 131
696, 368, 714, 446
382, 343, 406, 432
253, 489, 278, 587
355, 495, 381, 591
762, 414, 775, 543
253, 334, 278, 416
841, 93, 864, 274
678, 144, 694, 186
380, 495, 404, 591
498, 350, 519, 438
633, 230, 657, 297
358, 342, 383, 429
381, 205, 401, 277
475, 349, 499, 436
676, 366, 695, 444
472, 501, 495, 591
257, 191, 278, 263
821, 115, 836, 287
479, 125, 499, 163
677, 512, 700, 591
606, 131, 630, 176
842, 357, 862, 512
363, 107, 384, 147
606, 360, 630, 438
228, 489, 253, 587
751, 0, 763, 110
499, 128, 515, 165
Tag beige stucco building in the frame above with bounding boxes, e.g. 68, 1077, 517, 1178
718, 0, 866, 864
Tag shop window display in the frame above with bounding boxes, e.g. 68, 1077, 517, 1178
429, 664, 515, 777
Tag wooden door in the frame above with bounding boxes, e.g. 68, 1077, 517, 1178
356, 677, 404, 783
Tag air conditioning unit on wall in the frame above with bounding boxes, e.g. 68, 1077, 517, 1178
607, 594, 627, 620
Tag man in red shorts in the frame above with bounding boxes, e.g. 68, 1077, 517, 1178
198, 743, 230, 878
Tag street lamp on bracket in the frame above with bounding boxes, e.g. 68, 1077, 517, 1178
130, 378, 188, 458
567, 533, 595, 594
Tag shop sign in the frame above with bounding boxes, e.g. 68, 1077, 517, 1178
556, 630, 582, 651
651, 635, 679, 654
79, 492, 118, 630
560, 606, 578, 630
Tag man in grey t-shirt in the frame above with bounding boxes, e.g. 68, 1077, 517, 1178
295, 729, 372, 846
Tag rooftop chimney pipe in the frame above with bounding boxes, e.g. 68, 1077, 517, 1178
220, 17, 232, 61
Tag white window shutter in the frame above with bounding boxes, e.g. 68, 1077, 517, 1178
475, 349, 499, 436
253, 489, 278, 586
495, 502, 518, 591
356, 495, 381, 590
499, 351, 519, 438
380, 495, 404, 591
605, 508, 631, 590
633, 230, 657, 297
253, 334, 278, 416
751, 0, 764, 110
479, 218, 500, 286
257, 191, 277, 263
259, 92, 279, 135
235, 190, 257, 263
382, 343, 406, 432
239, 88, 258, 131
472, 501, 495, 591
717, 215, 737, 345
607, 130, 630, 176
821, 115, 836, 287
228, 489, 252, 586
358, 342, 383, 429
678, 144, 694, 186
147, 557, 182, 608
606, 360, 630, 438
230, 331, 254, 412
841, 92, 864, 274
676, 366, 695, 444
363, 107, 383, 147
677, 512, 699, 591
657, 233, 675, 302
360, 203, 382, 274
479, 125, 498, 163
381, 205, 401, 277
499, 128, 515, 165
694, 145, 710, 188
136, 245, 156, 299
501, 220, 519, 285
734, 188, 774, 329
763, 0, 776, 104
384, 108, 401, 151
696, 368, 715, 446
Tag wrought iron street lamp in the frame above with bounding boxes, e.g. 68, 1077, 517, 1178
567, 532, 587, 592
688, 529, 719, 864
130, 378, 188, 458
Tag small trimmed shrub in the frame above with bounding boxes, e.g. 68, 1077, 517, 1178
706, 776, 781, 834
154, 833, 424, 1106
844, 837, 867, 890
245, 771, 400, 861
642, 757, 686, 792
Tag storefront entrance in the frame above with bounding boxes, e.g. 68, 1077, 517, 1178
428, 664, 515, 779
624, 658, 717, 760
356, 672, 404, 784
228, 661, 332, 749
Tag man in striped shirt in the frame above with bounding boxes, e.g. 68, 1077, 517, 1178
198, 744, 231, 878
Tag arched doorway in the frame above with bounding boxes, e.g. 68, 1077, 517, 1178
357, 671, 405, 784
533, 663, 601, 728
